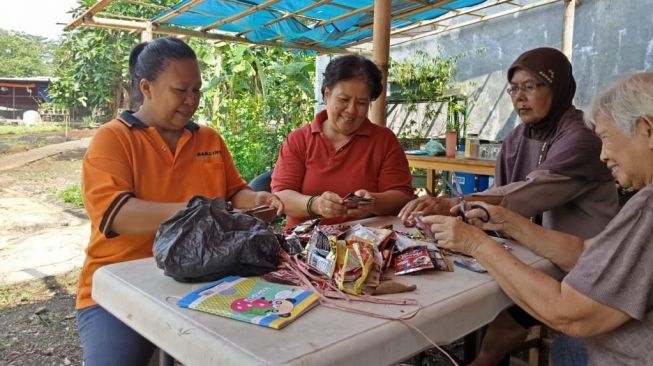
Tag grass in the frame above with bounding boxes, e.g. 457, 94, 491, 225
0, 124, 65, 135
59, 184, 84, 208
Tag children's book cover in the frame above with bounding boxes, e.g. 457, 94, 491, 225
177, 276, 319, 330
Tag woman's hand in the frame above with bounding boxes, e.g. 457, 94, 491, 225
421, 215, 488, 256
312, 191, 347, 219
452, 201, 513, 234
398, 196, 458, 226
253, 191, 284, 216
344, 189, 375, 219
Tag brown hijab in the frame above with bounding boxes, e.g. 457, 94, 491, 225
496, 47, 613, 185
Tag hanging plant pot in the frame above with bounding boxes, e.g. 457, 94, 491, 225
445, 130, 457, 158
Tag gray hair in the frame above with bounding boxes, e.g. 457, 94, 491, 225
585, 72, 653, 135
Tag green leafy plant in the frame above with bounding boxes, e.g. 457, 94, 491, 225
48, 0, 178, 122
389, 48, 483, 139
59, 183, 84, 208
194, 42, 315, 181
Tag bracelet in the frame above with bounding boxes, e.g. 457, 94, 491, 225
306, 195, 319, 218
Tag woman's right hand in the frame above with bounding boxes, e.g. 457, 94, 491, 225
312, 191, 347, 219
452, 201, 513, 233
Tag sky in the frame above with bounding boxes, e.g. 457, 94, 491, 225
0, 0, 79, 39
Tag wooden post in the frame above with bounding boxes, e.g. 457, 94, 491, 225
12, 87, 16, 120
562, 0, 576, 62
370, 0, 391, 126
141, 22, 153, 42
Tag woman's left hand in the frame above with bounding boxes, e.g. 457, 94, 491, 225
254, 191, 284, 216
420, 214, 487, 256
344, 189, 376, 218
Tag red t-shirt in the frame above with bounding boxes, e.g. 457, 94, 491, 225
272, 110, 413, 227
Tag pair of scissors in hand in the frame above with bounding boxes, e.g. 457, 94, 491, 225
444, 174, 491, 224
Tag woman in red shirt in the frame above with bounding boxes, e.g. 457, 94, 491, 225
271, 55, 414, 228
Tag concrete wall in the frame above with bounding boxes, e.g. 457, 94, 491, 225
317, 0, 653, 140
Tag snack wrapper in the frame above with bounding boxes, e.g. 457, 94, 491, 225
292, 218, 320, 235
394, 246, 434, 275
343, 192, 375, 208
335, 240, 374, 295
344, 224, 391, 248
306, 230, 337, 277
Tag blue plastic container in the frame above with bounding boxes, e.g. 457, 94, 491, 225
453, 172, 477, 195
477, 175, 492, 192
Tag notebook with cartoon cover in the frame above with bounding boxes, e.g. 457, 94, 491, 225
177, 276, 319, 330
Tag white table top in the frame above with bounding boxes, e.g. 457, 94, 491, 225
92, 216, 562, 366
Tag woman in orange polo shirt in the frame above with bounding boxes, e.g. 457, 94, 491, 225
271, 54, 414, 228
76, 37, 282, 365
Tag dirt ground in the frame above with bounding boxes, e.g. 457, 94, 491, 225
0, 131, 90, 365
0, 129, 95, 156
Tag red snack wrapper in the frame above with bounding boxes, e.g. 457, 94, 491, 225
394, 246, 434, 275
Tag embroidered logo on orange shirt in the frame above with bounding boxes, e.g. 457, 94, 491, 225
197, 150, 222, 159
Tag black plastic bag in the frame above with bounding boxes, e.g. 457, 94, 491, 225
153, 196, 280, 282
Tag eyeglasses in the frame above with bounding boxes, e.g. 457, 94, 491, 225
506, 82, 546, 96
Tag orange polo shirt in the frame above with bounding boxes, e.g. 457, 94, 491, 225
76, 111, 248, 309
271, 110, 413, 228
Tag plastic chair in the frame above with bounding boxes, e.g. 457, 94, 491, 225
249, 170, 272, 192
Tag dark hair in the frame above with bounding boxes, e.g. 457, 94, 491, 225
128, 37, 197, 106
321, 55, 383, 101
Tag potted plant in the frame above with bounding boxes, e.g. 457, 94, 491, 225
444, 96, 468, 157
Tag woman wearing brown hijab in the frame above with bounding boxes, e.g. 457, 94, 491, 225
399, 48, 618, 365
400, 47, 617, 238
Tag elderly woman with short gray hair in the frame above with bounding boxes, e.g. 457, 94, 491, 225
423, 72, 653, 366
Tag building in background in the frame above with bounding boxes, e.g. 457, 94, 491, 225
0, 77, 51, 121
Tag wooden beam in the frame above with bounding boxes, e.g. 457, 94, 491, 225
562, 0, 577, 62
141, 21, 153, 42
119, 0, 170, 10
200, 0, 281, 32
80, 16, 353, 54
97, 12, 148, 22
65, 0, 115, 30
151, 0, 204, 24
347, 0, 512, 47
391, 0, 560, 47
314, 4, 373, 28
370, 0, 391, 126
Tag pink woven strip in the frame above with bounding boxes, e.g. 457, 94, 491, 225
277, 252, 459, 366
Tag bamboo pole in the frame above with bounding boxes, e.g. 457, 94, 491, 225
370, 0, 391, 126
391, 0, 560, 47
562, 0, 577, 62
151, 0, 204, 24
82, 16, 352, 54
141, 22, 153, 42
65, 0, 115, 30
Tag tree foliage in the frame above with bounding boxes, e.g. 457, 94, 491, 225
0, 29, 55, 77
194, 42, 316, 181
48, 0, 176, 121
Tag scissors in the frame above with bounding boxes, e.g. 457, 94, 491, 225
443, 174, 491, 224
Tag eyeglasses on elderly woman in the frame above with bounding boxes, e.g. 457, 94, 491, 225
506, 81, 547, 96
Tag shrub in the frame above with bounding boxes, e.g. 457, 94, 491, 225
59, 183, 84, 208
